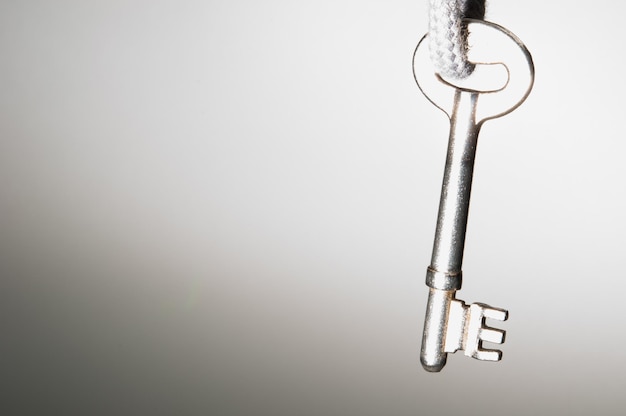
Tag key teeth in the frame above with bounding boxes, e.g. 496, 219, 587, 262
464, 302, 508, 362
474, 348, 503, 362
441, 298, 508, 362
476, 303, 508, 322
480, 327, 505, 344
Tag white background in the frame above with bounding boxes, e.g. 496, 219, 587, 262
2, 1, 625, 415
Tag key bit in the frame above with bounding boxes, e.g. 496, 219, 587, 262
444, 300, 508, 361
413, 19, 534, 372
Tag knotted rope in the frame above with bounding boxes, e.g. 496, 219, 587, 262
428, 0, 485, 79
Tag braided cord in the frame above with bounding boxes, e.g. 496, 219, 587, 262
428, 0, 485, 79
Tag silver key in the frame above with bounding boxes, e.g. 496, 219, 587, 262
413, 19, 534, 372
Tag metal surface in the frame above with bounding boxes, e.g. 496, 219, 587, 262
413, 19, 534, 372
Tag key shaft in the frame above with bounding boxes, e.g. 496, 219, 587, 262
421, 90, 481, 371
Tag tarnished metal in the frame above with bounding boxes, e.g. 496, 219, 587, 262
413, 19, 534, 372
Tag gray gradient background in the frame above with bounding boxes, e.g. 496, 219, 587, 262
1, 1, 625, 415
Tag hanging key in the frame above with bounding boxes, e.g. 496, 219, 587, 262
413, 19, 534, 372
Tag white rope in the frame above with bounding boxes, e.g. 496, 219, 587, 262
429, 0, 485, 79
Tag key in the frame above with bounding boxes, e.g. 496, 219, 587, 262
413, 19, 534, 372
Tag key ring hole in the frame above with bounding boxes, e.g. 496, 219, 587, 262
437, 62, 509, 94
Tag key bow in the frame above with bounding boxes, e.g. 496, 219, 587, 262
413, 19, 534, 125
